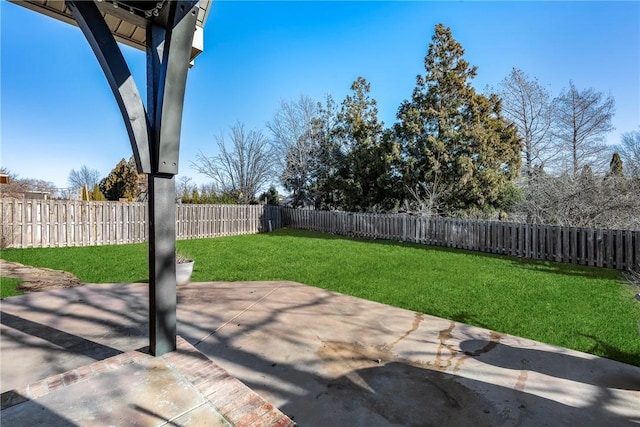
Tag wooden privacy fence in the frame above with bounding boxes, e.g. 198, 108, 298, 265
176, 204, 281, 240
3, 199, 637, 271
281, 208, 640, 271
0, 199, 282, 248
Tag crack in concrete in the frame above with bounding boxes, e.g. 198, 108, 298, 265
194, 284, 285, 347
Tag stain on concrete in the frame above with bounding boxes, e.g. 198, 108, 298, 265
428, 321, 459, 372
315, 340, 507, 426
388, 312, 424, 349
515, 359, 530, 392
317, 340, 380, 379
453, 352, 469, 375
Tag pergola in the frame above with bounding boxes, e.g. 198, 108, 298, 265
9, 0, 212, 356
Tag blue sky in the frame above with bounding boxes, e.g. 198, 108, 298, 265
2, 1, 639, 190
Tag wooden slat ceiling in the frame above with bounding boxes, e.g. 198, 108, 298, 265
8, 0, 211, 62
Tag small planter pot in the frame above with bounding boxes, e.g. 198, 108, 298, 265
176, 260, 194, 285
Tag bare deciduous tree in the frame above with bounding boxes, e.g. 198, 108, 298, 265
553, 81, 615, 175
68, 165, 101, 193
618, 129, 640, 178
496, 68, 555, 176
0, 168, 57, 198
191, 122, 274, 204
267, 95, 318, 207
405, 172, 447, 217
176, 176, 195, 202
517, 170, 639, 229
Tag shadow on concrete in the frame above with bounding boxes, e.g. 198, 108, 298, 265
264, 229, 640, 366
1, 312, 121, 360
1, 392, 76, 426
459, 338, 640, 391
129, 404, 182, 427
2, 282, 639, 426
0, 285, 149, 391
279, 360, 637, 427
177, 283, 639, 426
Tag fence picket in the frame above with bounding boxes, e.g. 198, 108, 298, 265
509, 223, 516, 256
626, 230, 633, 270
569, 227, 576, 265
596, 229, 604, 267
604, 230, 611, 268
615, 229, 622, 269
587, 228, 595, 266
635, 231, 640, 271
555, 226, 562, 263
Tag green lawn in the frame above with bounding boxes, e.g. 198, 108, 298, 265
2, 228, 639, 365
0, 277, 24, 298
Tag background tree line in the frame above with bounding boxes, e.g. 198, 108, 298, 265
495, 67, 639, 229
265, 25, 523, 216
6, 24, 637, 229
256, 23, 638, 229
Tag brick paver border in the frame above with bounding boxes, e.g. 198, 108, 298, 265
1, 350, 145, 409
1, 336, 296, 427
167, 337, 295, 426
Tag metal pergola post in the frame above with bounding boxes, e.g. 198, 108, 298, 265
66, 0, 199, 356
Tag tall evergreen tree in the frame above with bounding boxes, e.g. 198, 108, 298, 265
308, 95, 343, 210
395, 24, 521, 215
608, 152, 624, 178
334, 77, 399, 212
191, 188, 200, 204
91, 184, 106, 201
81, 185, 90, 201
99, 157, 142, 201
259, 186, 280, 205
606, 152, 626, 191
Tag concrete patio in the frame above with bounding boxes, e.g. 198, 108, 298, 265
1, 281, 639, 426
